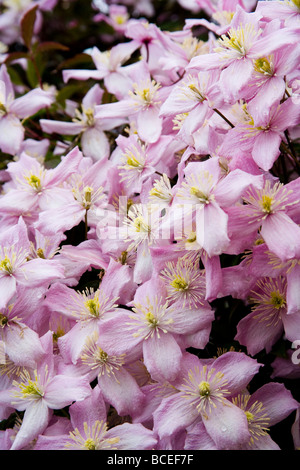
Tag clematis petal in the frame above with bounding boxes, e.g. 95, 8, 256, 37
143, 332, 182, 382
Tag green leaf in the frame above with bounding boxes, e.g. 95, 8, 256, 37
56, 53, 93, 71
4, 51, 30, 64
35, 41, 69, 53
26, 59, 39, 88
21, 5, 38, 50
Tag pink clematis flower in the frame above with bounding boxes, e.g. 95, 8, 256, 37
227, 177, 300, 261
43, 281, 131, 365
40, 84, 124, 162
0, 331, 92, 450
219, 97, 300, 171
187, 6, 300, 102
152, 351, 261, 449
170, 156, 263, 256
159, 69, 223, 143
235, 276, 300, 356
0, 64, 54, 155
33, 386, 157, 450
230, 382, 299, 449
0, 146, 83, 216
94, 60, 165, 143
57, 331, 145, 417
0, 285, 46, 369
62, 42, 140, 100
0, 217, 64, 309
98, 277, 215, 382
256, 0, 300, 27
249, 242, 300, 315
34, 156, 111, 236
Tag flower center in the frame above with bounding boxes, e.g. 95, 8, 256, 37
0, 255, 13, 274
170, 276, 189, 291
253, 57, 273, 76
198, 380, 211, 397
145, 311, 159, 328
245, 410, 255, 423
269, 291, 286, 310
66, 421, 120, 450
189, 186, 210, 203
0, 313, 9, 328
129, 79, 161, 108
261, 194, 274, 214
187, 83, 206, 102
13, 370, 45, 402
84, 298, 100, 318
84, 438, 97, 450
133, 215, 150, 233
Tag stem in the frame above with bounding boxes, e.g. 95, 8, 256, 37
280, 141, 300, 174
30, 54, 43, 89
213, 108, 235, 128
84, 210, 88, 240
284, 129, 297, 160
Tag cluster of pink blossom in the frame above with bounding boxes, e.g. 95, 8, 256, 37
0, 0, 300, 451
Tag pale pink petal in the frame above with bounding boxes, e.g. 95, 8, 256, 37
59, 239, 109, 270
219, 59, 253, 102
203, 254, 222, 301
106, 423, 157, 450
212, 351, 261, 394
33, 434, 71, 450
184, 421, 218, 450
169, 307, 214, 335
20, 258, 65, 286
282, 311, 300, 343
196, 202, 229, 257
58, 321, 97, 364
153, 393, 200, 439
136, 106, 162, 143
98, 313, 143, 357
44, 376, 91, 409
69, 386, 107, 430
10, 88, 54, 119
81, 127, 110, 161
143, 332, 182, 382
4, 323, 45, 369
248, 77, 286, 120
187, 52, 223, 72
203, 399, 251, 450
11, 400, 50, 450
248, 382, 299, 427
44, 146, 83, 187
34, 203, 86, 235
286, 264, 300, 315
261, 212, 300, 261
82, 83, 104, 108
40, 119, 85, 135
0, 114, 24, 155
0, 189, 37, 214
63, 69, 104, 83
159, 85, 199, 117
101, 258, 136, 305
94, 99, 132, 120
104, 71, 134, 99
214, 170, 264, 207
248, 434, 280, 450
98, 368, 145, 417
0, 275, 16, 309
134, 242, 153, 284
235, 310, 283, 356
252, 131, 281, 171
